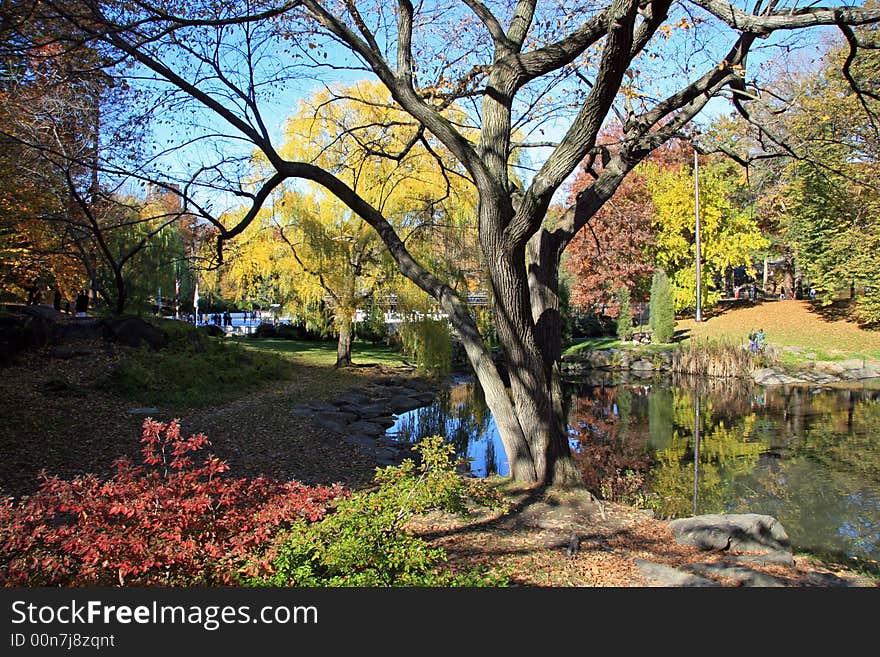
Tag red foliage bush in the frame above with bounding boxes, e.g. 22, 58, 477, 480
0, 419, 345, 586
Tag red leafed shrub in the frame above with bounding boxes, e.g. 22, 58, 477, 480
0, 419, 345, 586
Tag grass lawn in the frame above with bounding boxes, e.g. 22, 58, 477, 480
565, 336, 676, 356
564, 299, 880, 364
676, 299, 880, 362
236, 337, 407, 368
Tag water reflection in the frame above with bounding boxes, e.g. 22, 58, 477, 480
387, 376, 508, 477
387, 372, 880, 563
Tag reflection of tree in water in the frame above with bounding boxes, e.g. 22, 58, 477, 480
392, 380, 494, 470
566, 383, 653, 502
739, 394, 880, 562
649, 409, 765, 520
638, 380, 880, 562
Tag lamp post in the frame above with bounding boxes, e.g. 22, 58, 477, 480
694, 147, 703, 323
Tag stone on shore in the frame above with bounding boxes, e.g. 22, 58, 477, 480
667, 513, 793, 564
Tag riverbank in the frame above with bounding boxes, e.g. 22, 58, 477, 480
561, 345, 880, 387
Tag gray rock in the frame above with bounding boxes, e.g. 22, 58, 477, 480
102, 316, 169, 351
127, 407, 160, 415
347, 420, 384, 436
311, 416, 347, 433
315, 410, 358, 424
687, 562, 788, 587
50, 318, 102, 343
370, 416, 398, 429
812, 361, 847, 376
354, 403, 394, 417
388, 396, 428, 413
751, 367, 804, 386
630, 359, 655, 371
797, 371, 839, 385
667, 513, 792, 558
728, 552, 795, 567
342, 434, 378, 450
334, 391, 373, 406
634, 559, 720, 587
840, 366, 880, 380
804, 571, 859, 587
20, 305, 64, 322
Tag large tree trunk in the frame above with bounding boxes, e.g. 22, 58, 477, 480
441, 289, 538, 483
526, 231, 583, 487
465, 202, 582, 487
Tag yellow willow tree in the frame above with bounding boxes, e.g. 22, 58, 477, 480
277, 191, 394, 366
235, 81, 477, 367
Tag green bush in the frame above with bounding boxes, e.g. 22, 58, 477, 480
615, 287, 633, 342
251, 436, 508, 587
649, 269, 675, 344
96, 320, 291, 408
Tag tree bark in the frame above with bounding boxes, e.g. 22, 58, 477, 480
336, 311, 353, 368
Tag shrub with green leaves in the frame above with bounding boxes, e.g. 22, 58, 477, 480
252, 436, 508, 587
615, 287, 633, 342
96, 320, 291, 408
649, 269, 675, 344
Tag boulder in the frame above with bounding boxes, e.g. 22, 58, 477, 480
634, 559, 720, 587
687, 562, 787, 587
19, 304, 64, 322
751, 367, 803, 386
347, 420, 384, 436
0, 310, 51, 360
588, 350, 613, 368
50, 318, 102, 343
102, 315, 169, 351
667, 513, 792, 563
388, 395, 428, 413
839, 360, 880, 380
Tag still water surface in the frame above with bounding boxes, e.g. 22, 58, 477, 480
386, 373, 880, 563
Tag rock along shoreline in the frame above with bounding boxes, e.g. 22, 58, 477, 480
561, 346, 880, 386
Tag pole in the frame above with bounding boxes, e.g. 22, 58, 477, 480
693, 392, 701, 516
694, 148, 702, 322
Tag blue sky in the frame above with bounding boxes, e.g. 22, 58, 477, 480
130, 3, 842, 213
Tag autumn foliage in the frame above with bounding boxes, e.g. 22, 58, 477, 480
562, 131, 665, 312
0, 419, 344, 586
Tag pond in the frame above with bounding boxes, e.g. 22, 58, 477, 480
386, 372, 880, 565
